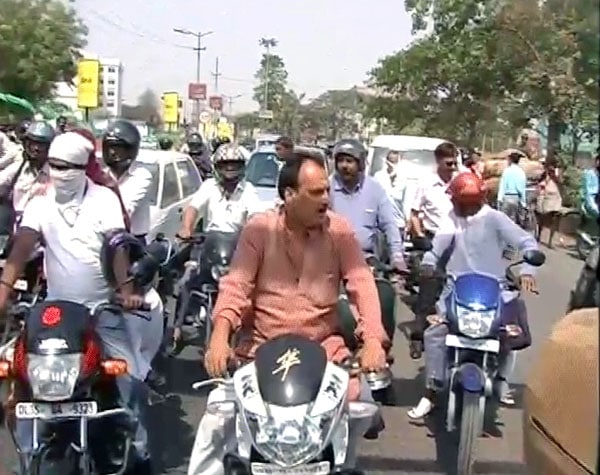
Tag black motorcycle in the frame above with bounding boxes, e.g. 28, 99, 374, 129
172, 231, 239, 356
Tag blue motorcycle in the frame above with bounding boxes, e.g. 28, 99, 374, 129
443, 250, 545, 474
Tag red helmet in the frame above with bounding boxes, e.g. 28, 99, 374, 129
448, 172, 486, 206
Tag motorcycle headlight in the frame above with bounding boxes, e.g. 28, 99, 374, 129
27, 354, 81, 401
243, 403, 340, 467
210, 264, 229, 281
456, 307, 496, 338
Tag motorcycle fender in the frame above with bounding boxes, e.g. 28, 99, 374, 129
456, 362, 485, 393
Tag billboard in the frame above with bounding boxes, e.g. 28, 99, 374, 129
188, 83, 207, 100
76, 59, 100, 108
209, 95, 223, 111
162, 92, 179, 123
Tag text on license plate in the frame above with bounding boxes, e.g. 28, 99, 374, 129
251, 461, 330, 475
16, 401, 98, 420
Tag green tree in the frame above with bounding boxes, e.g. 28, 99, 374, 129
253, 53, 289, 112
0, 0, 87, 101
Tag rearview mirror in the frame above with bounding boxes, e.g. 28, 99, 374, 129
522, 250, 545, 267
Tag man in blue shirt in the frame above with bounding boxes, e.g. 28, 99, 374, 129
329, 138, 406, 271
581, 154, 599, 219
497, 151, 528, 224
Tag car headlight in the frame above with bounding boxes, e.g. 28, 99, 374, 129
243, 403, 339, 467
456, 307, 496, 338
210, 264, 229, 281
27, 354, 81, 401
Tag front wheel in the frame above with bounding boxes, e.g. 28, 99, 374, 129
457, 391, 482, 475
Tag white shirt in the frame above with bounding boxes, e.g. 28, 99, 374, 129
0, 157, 48, 212
20, 180, 126, 308
112, 161, 153, 236
422, 205, 539, 279
374, 167, 408, 228
411, 172, 453, 233
0, 132, 20, 171
188, 178, 261, 233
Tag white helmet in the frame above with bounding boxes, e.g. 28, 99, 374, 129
212, 143, 246, 183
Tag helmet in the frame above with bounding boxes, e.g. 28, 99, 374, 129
158, 136, 173, 150
56, 116, 67, 126
212, 143, 246, 183
187, 133, 204, 154
17, 119, 32, 138
448, 172, 485, 206
24, 121, 56, 144
102, 119, 141, 170
332, 138, 367, 162
101, 229, 146, 289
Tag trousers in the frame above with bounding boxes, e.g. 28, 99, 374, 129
187, 377, 376, 475
15, 308, 151, 459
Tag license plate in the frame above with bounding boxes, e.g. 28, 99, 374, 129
16, 401, 98, 420
445, 334, 500, 353
13, 279, 27, 291
251, 461, 330, 475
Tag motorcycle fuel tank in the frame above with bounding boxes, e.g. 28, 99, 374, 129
255, 335, 327, 407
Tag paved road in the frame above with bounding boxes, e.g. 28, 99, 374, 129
0, 247, 584, 474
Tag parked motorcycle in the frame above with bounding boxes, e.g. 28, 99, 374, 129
173, 231, 239, 356
337, 256, 396, 404
192, 334, 378, 475
443, 249, 545, 474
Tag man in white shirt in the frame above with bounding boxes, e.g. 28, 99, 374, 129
0, 128, 21, 171
0, 132, 155, 469
174, 143, 260, 349
407, 172, 539, 419
374, 149, 408, 234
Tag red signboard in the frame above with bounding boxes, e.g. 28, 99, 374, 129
188, 83, 207, 100
209, 95, 223, 111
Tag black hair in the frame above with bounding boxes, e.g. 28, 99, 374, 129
277, 153, 325, 200
275, 136, 294, 150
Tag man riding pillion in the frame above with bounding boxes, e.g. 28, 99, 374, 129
407, 172, 539, 419
185, 132, 212, 179
157, 135, 174, 151
173, 143, 260, 351
188, 155, 387, 475
0, 121, 55, 214
0, 132, 154, 472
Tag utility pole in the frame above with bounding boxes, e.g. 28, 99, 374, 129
173, 28, 214, 127
259, 37, 277, 115
223, 94, 242, 116
211, 57, 222, 93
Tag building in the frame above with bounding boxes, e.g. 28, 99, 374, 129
53, 53, 124, 118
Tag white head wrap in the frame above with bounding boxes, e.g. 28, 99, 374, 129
48, 132, 93, 166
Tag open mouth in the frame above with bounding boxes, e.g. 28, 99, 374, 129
317, 204, 328, 215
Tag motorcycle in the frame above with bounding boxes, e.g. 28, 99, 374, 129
443, 249, 545, 474
337, 256, 396, 404
173, 231, 239, 355
575, 214, 599, 261
192, 334, 378, 475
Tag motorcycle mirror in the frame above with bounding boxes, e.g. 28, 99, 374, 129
412, 237, 433, 252
522, 250, 546, 267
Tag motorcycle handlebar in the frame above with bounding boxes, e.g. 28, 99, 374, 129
91, 301, 152, 320
175, 233, 206, 245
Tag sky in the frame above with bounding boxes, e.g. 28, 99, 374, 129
74, 0, 415, 114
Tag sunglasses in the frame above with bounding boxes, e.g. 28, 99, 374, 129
443, 160, 458, 166
48, 162, 87, 171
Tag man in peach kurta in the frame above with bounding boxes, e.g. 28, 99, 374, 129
188, 152, 388, 475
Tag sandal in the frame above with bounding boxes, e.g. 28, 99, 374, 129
407, 397, 434, 419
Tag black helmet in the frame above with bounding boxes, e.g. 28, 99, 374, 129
332, 138, 367, 162
158, 136, 173, 150
187, 133, 204, 154
101, 229, 147, 289
25, 121, 56, 144
102, 119, 141, 171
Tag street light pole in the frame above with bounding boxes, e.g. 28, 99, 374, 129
223, 94, 243, 116
173, 28, 214, 127
259, 38, 277, 115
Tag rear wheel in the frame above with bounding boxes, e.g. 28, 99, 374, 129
457, 391, 482, 475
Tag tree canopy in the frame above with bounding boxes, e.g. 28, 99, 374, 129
0, 0, 87, 101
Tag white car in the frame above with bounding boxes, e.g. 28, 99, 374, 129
135, 150, 202, 240
245, 146, 281, 212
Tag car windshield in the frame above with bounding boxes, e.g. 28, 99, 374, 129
369, 146, 436, 175
139, 162, 159, 205
245, 152, 282, 188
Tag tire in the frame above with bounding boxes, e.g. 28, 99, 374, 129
457, 391, 482, 475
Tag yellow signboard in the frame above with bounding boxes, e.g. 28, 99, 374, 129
76, 59, 100, 109
162, 92, 179, 124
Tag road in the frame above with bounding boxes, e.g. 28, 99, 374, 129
0, 246, 584, 475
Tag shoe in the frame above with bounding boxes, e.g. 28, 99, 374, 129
496, 378, 515, 406
363, 412, 385, 440
407, 397, 434, 419
145, 370, 166, 390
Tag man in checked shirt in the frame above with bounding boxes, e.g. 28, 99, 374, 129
187, 152, 388, 475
